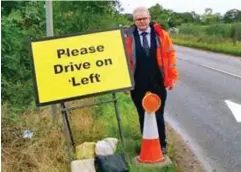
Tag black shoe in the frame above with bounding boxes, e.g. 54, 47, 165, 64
162, 146, 167, 155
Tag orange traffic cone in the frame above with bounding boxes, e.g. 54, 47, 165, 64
138, 92, 164, 163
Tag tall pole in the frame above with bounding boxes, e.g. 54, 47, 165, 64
45, 1, 56, 124
45, 1, 53, 36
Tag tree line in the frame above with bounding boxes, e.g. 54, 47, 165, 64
123, 4, 241, 29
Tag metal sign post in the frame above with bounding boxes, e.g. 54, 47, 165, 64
112, 93, 125, 147
60, 103, 75, 164
112, 93, 129, 163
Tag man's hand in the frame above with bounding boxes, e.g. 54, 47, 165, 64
167, 86, 173, 90
167, 81, 175, 90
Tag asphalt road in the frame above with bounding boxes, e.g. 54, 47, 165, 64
165, 45, 241, 172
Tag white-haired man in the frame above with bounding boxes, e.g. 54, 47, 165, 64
125, 7, 178, 154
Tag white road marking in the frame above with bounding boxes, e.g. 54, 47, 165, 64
199, 64, 241, 79
178, 58, 241, 79
225, 100, 241, 123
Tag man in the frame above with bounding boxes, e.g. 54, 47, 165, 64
124, 7, 178, 154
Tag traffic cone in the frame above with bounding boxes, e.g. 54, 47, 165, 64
138, 92, 164, 163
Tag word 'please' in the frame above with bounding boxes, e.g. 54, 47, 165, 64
57, 45, 104, 58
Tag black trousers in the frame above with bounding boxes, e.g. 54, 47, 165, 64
131, 85, 167, 148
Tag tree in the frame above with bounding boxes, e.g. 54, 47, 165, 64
224, 9, 241, 23
205, 8, 213, 15
201, 8, 221, 24
231, 23, 241, 45
1, 1, 45, 109
1, 1, 28, 15
148, 4, 173, 29
191, 11, 201, 22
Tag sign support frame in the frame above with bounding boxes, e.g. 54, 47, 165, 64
60, 103, 74, 164
59, 93, 128, 166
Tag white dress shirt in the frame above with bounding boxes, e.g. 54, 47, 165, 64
138, 26, 151, 47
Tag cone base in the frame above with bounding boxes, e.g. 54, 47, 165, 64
139, 139, 164, 163
138, 156, 164, 163
133, 155, 173, 168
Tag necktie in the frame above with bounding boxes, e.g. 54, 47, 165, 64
141, 32, 149, 56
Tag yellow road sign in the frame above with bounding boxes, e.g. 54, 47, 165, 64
30, 28, 133, 106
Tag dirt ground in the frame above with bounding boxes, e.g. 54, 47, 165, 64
166, 124, 206, 172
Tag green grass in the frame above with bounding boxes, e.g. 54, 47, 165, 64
177, 23, 234, 38
172, 34, 241, 57
129, 164, 175, 172
91, 93, 176, 172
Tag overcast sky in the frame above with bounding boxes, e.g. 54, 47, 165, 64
119, 0, 241, 15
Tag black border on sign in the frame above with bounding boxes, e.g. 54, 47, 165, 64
29, 27, 134, 107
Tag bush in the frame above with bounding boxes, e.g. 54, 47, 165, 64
178, 23, 241, 39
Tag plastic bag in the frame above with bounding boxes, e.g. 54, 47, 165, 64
95, 154, 129, 172
76, 142, 96, 159
71, 158, 95, 172
95, 138, 118, 156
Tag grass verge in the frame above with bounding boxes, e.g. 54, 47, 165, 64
2, 93, 191, 172
172, 34, 241, 57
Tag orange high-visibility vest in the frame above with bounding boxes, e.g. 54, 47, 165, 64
125, 23, 178, 88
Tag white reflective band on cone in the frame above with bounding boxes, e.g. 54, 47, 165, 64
143, 112, 159, 139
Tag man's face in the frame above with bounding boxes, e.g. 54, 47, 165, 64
134, 11, 150, 31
